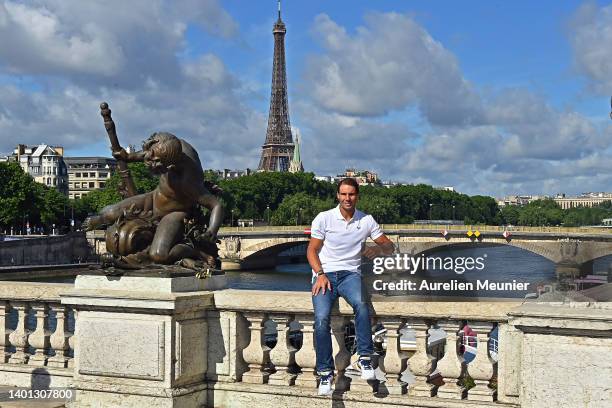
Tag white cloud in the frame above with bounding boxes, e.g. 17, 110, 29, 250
0, 1, 261, 169
299, 11, 612, 196
569, 1, 612, 92
305, 12, 483, 125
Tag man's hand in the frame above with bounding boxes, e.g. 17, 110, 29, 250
362, 235, 395, 260
312, 274, 331, 296
362, 245, 383, 260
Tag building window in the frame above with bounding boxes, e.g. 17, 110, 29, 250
90, 172, 96, 177
100, 182, 105, 188
75, 173, 81, 177
100, 172, 108, 178
89, 182, 95, 188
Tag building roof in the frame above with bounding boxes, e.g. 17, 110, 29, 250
64, 157, 116, 164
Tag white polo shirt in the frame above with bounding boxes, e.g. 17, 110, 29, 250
310, 206, 383, 274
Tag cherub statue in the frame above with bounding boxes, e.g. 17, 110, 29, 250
83, 104, 223, 273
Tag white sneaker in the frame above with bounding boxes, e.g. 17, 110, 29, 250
318, 371, 334, 395
358, 357, 376, 381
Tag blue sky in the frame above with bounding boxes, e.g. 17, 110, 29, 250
0, 0, 610, 196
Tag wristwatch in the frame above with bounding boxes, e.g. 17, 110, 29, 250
316, 269, 325, 276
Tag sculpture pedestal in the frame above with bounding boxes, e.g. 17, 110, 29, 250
62, 269, 225, 408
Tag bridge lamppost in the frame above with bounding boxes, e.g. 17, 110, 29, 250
429, 203, 433, 221
296, 207, 303, 226
266, 204, 270, 225
452, 204, 456, 221
231, 209, 235, 227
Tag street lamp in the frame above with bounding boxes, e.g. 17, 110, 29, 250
231, 209, 235, 227
266, 204, 270, 225
429, 203, 433, 221
297, 207, 303, 226
452, 204, 456, 221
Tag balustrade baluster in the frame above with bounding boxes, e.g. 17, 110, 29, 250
294, 314, 317, 388
48, 304, 69, 368
331, 316, 351, 391
0, 301, 9, 363
466, 321, 496, 401
379, 319, 406, 395
241, 312, 269, 384
66, 307, 75, 368
8, 302, 30, 364
436, 320, 466, 399
268, 314, 297, 385
28, 303, 49, 366
407, 319, 435, 397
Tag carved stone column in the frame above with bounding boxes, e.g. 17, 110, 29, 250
0, 301, 10, 363
379, 319, 406, 395
331, 315, 352, 391
436, 320, 466, 399
66, 308, 75, 368
241, 312, 270, 384
294, 314, 317, 388
466, 321, 496, 401
268, 314, 296, 385
8, 302, 30, 364
48, 304, 69, 368
407, 319, 435, 397
28, 303, 49, 366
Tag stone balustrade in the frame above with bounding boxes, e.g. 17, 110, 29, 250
210, 289, 523, 407
0, 282, 75, 388
0, 280, 608, 407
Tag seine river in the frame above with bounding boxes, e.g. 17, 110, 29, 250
10, 245, 612, 296
228, 245, 612, 295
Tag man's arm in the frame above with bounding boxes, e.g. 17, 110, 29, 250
307, 237, 331, 296
362, 234, 395, 259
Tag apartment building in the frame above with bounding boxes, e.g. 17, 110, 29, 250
64, 157, 116, 199
11, 144, 68, 194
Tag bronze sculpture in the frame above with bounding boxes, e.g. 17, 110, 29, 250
83, 103, 223, 275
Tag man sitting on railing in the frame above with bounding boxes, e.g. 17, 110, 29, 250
307, 178, 394, 396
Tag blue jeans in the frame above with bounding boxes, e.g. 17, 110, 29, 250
312, 270, 373, 374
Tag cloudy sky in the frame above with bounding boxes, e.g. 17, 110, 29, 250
0, 0, 610, 197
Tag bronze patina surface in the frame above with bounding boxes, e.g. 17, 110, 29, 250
84, 102, 223, 276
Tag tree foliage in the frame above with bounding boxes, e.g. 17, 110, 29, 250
3, 160, 612, 229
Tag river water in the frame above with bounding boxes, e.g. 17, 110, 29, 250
7, 245, 612, 295
228, 245, 612, 294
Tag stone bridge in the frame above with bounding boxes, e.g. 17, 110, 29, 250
218, 225, 612, 275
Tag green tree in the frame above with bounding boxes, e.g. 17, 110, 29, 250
500, 206, 520, 225
270, 192, 334, 226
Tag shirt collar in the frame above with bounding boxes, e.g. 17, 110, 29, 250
334, 205, 363, 222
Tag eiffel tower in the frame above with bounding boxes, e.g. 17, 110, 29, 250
258, 1, 295, 172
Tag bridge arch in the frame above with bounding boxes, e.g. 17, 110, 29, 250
239, 239, 309, 269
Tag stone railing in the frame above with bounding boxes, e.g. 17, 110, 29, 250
0, 280, 608, 407
0, 282, 75, 388
209, 290, 522, 407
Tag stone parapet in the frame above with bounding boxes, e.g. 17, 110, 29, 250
0, 280, 609, 407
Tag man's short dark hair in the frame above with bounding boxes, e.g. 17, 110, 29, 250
337, 178, 359, 194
